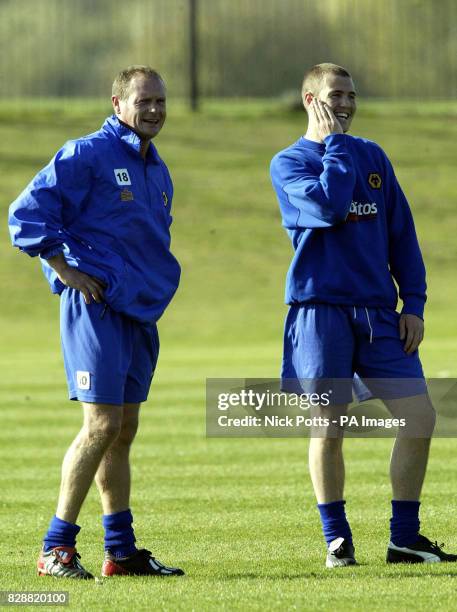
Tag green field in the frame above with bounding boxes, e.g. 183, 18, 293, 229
1, 100, 457, 610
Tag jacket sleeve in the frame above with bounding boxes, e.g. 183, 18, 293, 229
270, 134, 356, 229
384, 155, 427, 318
8, 140, 91, 258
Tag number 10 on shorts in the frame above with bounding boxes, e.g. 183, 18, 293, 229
76, 370, 91, 390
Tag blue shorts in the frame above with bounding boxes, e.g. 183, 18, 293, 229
282, 304, 426, 403
60, 288, 159, 405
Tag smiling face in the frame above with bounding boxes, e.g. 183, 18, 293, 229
316, 74, 357, 132
112, 74, 166, 141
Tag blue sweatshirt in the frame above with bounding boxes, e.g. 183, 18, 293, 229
270, 134, 426, 318
9, 115, 180, 324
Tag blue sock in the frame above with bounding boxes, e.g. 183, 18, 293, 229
102, 509, 137, 558
43, 515, 81, 551
390, 500, 420, 546
317, 500, 353, 546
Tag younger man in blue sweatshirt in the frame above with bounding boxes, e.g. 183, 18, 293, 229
270, 63, 456, 567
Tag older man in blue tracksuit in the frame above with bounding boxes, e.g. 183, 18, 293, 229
271, 63, 456, 567
9, 66, 185, 579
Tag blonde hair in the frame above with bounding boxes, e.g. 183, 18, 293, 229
302, 63, 351, 99
112, 65, 164, 100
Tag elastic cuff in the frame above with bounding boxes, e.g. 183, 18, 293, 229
317, 499, 346, 509
40, 245, 65, 260
102, 508, 133, 526
401, 297, 426, 320
323, 133, 350, 149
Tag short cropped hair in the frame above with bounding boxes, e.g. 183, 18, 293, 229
112, 65, 164, 100
302, 63, 351, 98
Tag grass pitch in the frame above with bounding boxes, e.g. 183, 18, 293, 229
1, 100, 457, 610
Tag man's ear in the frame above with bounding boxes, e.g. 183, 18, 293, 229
304, 92, 313, 106
111, 95, 121, 115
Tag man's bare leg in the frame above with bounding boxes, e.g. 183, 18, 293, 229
95, 403, 140, 514
308, 404, 348, 503
55, 403, 123, 524
386, 394, 435, 500
309, 438, 345, 503
308, 404, 355, 566
93, 403, 184, 576
382, 393, 453, 562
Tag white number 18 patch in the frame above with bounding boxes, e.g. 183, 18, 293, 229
114, 168, 131, 186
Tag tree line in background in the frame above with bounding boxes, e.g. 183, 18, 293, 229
1, 0, 456, 100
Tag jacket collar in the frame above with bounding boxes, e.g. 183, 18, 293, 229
102, 115, 160, 164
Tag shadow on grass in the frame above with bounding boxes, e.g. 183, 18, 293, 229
218, 566, 457, 581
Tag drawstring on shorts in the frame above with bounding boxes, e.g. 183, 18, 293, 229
364, 307, 373, 344
352, 306, 374, 343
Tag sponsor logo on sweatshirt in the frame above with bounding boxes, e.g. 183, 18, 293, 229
120, 188, 134, 201
346, 201, 378, 222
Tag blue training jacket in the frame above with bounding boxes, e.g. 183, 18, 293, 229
8, 115, 181, 324
270, 134, 426, 318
